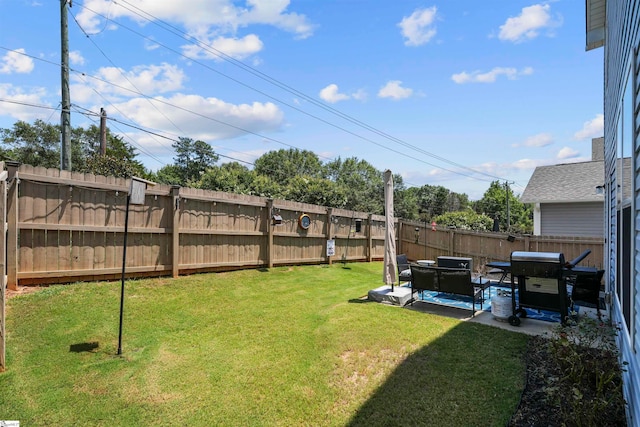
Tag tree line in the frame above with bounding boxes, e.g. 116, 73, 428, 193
0, 120, 533, 233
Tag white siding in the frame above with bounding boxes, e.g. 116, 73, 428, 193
540, 202, 604, 237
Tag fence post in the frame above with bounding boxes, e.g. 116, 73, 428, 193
367, 214, 373, 262
267, 199, 274, 268
397, 220, 403, 256
326, 207, 334, 265
448, 228, 455, 256
171, 185, 181, 278
6, 162, 19, 291
0, 163, 7, 372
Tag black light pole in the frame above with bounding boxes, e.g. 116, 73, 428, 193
117, 192, 131, 356
117, 177, 155, 356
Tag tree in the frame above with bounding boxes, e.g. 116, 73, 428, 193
172, 137, 218, 185
285, 175, 348, 207
324, 157, 384, 213
0, 120, 60, 168
403, 184, 469, 220
197, 162, 255, 193
433, 210, 493, 231
77, 129, 148, 178
392, 174, 418, 220
474, 180, 533, 233
253, 148, 323, 185
0, 120, 149, 178
196, 162, 284, 198
153, 164, 183, 186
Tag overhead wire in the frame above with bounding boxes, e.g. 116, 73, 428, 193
0, 46, 512, 192
68, 7, 187, 139
0, 93, 482, 191
71, 3, 499, 183
112, 0, 509, 182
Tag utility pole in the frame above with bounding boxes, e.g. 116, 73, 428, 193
60, 0, 72, 171
99, 108, 107, 156
505, 181, 511, 231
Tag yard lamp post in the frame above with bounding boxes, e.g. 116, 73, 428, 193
117, 177, 155, 356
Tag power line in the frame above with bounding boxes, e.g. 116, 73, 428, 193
111, 0, 508, 181
71, 4, 503, 183
0, 44, 523, 189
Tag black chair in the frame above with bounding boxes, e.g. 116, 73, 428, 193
571, 269, 605, 312
409, 264, 438, 304
396, 254, 412, 285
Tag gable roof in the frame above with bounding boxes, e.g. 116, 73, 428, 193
521, 160, 604, 203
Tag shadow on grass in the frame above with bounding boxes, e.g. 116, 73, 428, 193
344, 321, 526, 426
69, 342, 99, 353
348, 297, 372, 304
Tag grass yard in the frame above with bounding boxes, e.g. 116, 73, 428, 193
1, 262, 529, 426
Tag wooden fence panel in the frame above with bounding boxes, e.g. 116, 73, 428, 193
6, 165, 606, 285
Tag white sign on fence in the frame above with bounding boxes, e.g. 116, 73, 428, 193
327, 239, 335, 257
129, 179, 146, 205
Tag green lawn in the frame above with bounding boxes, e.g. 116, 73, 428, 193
1, 262, 528, 426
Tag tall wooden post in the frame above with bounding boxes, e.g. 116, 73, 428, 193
367, 214, 373, 262
267, 199, 274, 268
0, 165, 8, 372
326, 208, 334, 265
60, 0, 72, 170
171, 186, 181, 278
6, 162, 19, 291
99, 108, 107, 156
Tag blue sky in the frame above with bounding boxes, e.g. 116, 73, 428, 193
0, 0, 603, 200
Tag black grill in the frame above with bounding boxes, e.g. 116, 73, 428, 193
508, 251, 569, 326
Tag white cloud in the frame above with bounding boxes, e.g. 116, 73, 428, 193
0, 83, 50, 121
378, 80, 413, 100
144, 38, 161, 51
398, 6, 438, 46
319, 84, 349, 103
75, 0, 315, 59
574, 114, 604, 140
71, 63, 186, 103
318, 84, 366, 103
69, 50, 85, 66
520, 133, 554, 148
111, 93, 284, 141
0, 49, 35, 74
557, 146, 579, 160
498, 4, 561, 43
182, 34, 264, 61
451, 67, 533, 84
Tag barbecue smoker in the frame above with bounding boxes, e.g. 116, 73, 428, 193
509, 251, 568, 326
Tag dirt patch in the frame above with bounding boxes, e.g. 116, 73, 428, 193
508, 334, 627, 426
5, 285, 45, 299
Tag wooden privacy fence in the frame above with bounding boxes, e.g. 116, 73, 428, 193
6, 164, 387, 288
3, 164, 604, 288
399, 220, 605, 273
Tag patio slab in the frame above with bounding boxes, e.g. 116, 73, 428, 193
367, 285, 413, 306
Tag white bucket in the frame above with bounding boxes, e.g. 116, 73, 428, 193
491, 295, 513, 320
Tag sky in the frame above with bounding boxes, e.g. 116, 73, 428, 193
0, 0, 604, 200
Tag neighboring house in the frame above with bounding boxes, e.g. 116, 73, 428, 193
588, 0, 640, 424
521, 138, 604, 237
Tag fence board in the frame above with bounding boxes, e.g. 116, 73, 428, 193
7, 165, 606, 284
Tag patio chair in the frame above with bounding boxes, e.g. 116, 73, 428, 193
396, 254, 412, 285
408, 264, 438, 304
571, 269, 605, 312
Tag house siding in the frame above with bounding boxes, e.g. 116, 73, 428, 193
540, 202, 604, 237
603, 0, 640, 425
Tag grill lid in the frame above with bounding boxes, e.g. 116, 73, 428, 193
511, 251, 564, 264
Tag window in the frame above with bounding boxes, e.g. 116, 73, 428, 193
617, 66, 635, 338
